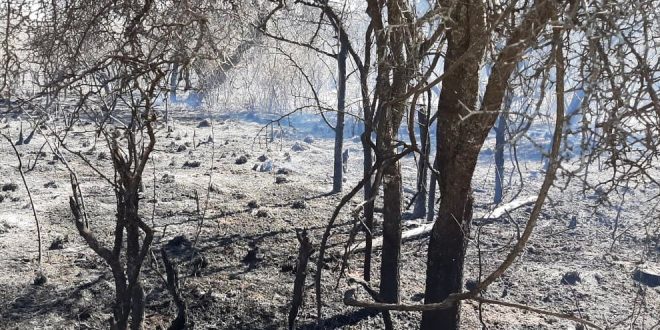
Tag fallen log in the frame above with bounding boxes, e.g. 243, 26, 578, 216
351, 196, 537, 252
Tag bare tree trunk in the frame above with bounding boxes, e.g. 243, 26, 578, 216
494, 114, 506, 204
422, 2, 556, 327
332, 36, 348, 193
422, 3, 486, 328
361, 130, 375, 282
359, 24, 375, 283
426, 167, 437, 224
377, 101, 405, 304
169, 63, 179, 103
378, 148, 402, 304
413, 90, 431, 217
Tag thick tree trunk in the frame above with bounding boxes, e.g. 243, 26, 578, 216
378, 142, 402, 303
125, 189, 146, 330
422, 2, 486, 328
421, 1, 556, 326
422, 140, 479, 329
332, 37, 348, 193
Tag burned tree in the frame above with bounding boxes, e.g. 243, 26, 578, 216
423, 2, 559, 327
26, 0, 239, 328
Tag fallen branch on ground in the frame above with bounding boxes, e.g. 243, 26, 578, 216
351, 196, 537, 252
343, 288, 602, 330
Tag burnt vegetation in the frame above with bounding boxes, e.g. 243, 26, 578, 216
0, 0, 659, 329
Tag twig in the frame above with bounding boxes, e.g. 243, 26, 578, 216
343, 289, 602, 330
1, 133, 42, 265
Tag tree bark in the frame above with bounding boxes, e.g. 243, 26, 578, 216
426, 158, 437, 224
378, 138, 403, 303
494, 114, 506, 204
361, 130, 375, 282
413, 90, 431, 217
332, 35, 348, 193
422, 2, 486, 328
169, 63, 179, 103
422, 1, 557, 327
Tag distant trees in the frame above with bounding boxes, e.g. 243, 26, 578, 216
256, 1, 365, 193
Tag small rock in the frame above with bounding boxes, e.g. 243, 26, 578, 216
2, 183, 18, 192
44, 181, 58, 188
166, 235, 191, 249
232, 192, 247, 199
284, 152, 292, 161
191, 286, 205, 298
280, 263, 295, 273
191, 254, 209, 277
257, 154, 269, 162
594, 273, 605, 285
277, 168, 291, 175
33, 272, 47, 286
303, 136, 314, 144
465, 279, 478, 291
49, 236, 68, 250
259, 160, 273, 172
291, 142, 308, 152
275, 176, 288, 184
235, 155, 248, 165
242, 245, 260, 263
78, 309, 92, 321
161, 173, 175, 184
252, 163, 260, 171
183, 160, 201, 168
177, 144, 187, 152
561, 271, 581, 285
198, 118, 212, 128
209, 183, 222, 193
256, 209, 269, 218
633, 267, 660, 287
247, 200, 259, 209
291, 200, 307, 209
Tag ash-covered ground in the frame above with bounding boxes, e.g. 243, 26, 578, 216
0, 107, 658, 329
